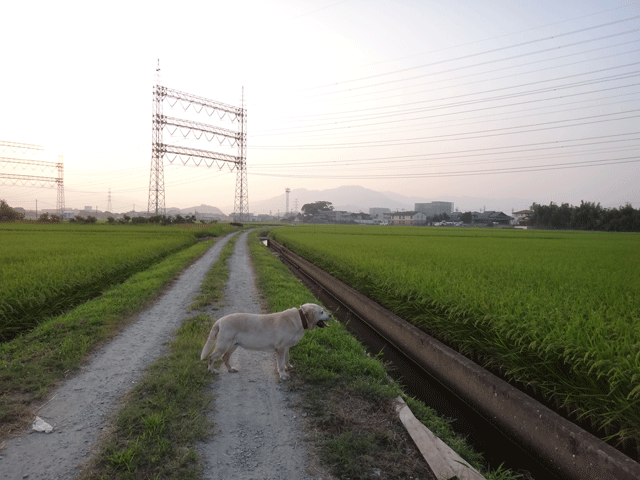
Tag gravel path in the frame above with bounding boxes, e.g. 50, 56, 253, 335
0, 233, 239, 480
0, 230, 328, 480
196, 231, 327, 480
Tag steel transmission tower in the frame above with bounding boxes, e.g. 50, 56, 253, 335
147, 61, 248, 219
0, 141, 65, 216
148, 60, 165, 215
233, 87, 249, 221
285, 187, 290, 215
107, 188, 112, 212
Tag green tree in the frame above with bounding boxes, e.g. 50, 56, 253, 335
461, 212, 473, 224
301, 201, 334, 219
0, 200, 25, 222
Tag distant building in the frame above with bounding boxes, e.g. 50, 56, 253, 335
415, 201, 453, 217
369, 207, 391, 223
511, 209, 532, 226
475, 211, 512, 225
389, 211, 427, 226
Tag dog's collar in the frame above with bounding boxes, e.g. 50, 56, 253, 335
298, 308, 309, 330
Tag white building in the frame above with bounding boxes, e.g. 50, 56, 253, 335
389, 211, 427, 226
369, 207, 391, 223
414, 201, 454, 217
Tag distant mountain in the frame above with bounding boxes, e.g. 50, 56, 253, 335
243, 185, 534, 216
246, 185, 414, 215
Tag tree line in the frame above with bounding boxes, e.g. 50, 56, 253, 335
530, 201, 640, 232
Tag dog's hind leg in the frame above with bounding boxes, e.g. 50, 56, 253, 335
207, 354, 220, 375
221, 345, 239, 373
207, 342, 229, 374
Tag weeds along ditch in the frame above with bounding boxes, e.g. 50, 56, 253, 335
0, 223, 237, 341
270, 225, 640, 454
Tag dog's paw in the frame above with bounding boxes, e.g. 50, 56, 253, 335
228, 367, 238, 373
279, 372, 290, 381
208, 366, 220, 375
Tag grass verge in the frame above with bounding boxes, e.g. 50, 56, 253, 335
248, 230, 522, 480
0, 234, 230, 442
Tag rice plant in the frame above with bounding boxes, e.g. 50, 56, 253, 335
271, 225, 640, 450
0, 223, 237, 341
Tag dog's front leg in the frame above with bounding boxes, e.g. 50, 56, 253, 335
275, 348, 289, 380
284, 348, 294, 371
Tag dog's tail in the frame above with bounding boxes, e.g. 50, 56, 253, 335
200, 321, 220, 360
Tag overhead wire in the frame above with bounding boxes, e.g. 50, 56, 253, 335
250, 69, 640, 141
250, 157, 639, 179
296, 15, 640, 93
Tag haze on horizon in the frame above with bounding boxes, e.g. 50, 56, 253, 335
1, 0, 638, 215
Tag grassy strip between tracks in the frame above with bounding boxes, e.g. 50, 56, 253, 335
77, 233, 240, 480
0, 235, 227, 444
189, 232, 239, 310
78, 313, 215, 479
248, 230, 521, 480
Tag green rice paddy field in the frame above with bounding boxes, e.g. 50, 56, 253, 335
270, 225, 640, 449
0, 222, 236, 342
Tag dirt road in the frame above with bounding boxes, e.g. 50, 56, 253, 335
0, 231, 326, 479
197, 230, 327, 479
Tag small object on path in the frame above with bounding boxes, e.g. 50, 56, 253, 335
31, 417, 53, 433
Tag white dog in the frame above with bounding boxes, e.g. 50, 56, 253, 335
200, 303, 330, 380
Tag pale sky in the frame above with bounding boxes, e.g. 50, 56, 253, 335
1, 0, 638, 214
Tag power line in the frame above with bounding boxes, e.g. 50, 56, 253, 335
295, 16, 640, 94
252, 109, 640, 150
251, 156, 639, 180
251, 91, 640, 141
251, 133, 640, 168
251, 44, 640, 129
